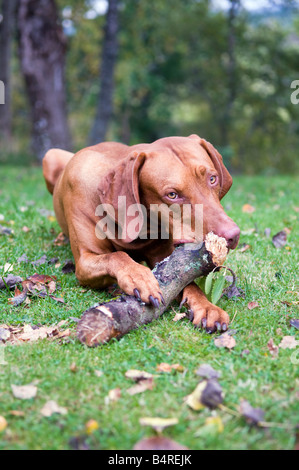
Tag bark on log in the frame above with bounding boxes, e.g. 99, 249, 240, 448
77, 233, 228, 347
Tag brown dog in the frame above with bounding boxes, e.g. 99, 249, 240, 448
43, 134, 240, 333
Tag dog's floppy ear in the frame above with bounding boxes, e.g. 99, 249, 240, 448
98, 151, 146, 243
189, 134, 232, 199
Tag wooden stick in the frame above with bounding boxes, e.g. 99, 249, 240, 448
77, 233, 228, 347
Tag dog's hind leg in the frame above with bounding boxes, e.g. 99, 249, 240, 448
43, 149, 74, 195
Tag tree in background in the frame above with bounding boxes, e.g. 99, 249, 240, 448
89, 0, 119, 144
0, 0, 17, 144
17, 0, 72, 160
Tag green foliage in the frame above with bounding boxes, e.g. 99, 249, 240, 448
6, 0, 299, 172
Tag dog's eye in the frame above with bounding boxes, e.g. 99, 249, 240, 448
210, 176, 217, 185
167, 192, 178, 199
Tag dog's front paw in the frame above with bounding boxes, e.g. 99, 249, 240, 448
117, 264, 164, 308
187, 300, 229, 334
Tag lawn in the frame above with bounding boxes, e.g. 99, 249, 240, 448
0, 166, 298, 450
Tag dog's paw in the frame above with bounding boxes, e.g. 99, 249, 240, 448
188, 301, 229, 334
117, 264, 164, 308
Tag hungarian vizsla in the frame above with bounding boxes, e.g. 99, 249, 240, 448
43, 134, 240, 333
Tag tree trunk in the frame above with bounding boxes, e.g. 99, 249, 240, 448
17, 0, 72, 161
0, 0, 16, 144
89, 0, 119, 145
220, 0, 240, 148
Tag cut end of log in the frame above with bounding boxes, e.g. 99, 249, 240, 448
76, 306, 121, 347
205, 232, 228, 266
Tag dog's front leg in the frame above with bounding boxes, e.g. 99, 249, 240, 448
182, 282, 229, 333
75, 251, 163, 307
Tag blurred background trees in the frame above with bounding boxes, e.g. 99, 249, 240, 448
0, 0, 298, 173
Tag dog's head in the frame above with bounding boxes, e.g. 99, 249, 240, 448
98, 135, 240, 249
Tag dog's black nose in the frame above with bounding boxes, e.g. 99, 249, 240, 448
221, 225, 240, 250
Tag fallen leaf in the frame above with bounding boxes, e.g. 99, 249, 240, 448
0, 416, 7, 432
69, 436, 90, 450
31, 255, 48, 267
11, 384, 37, 400
70, 362, 77, 373
0, 224, 13, 235
0, 328, 10, 342
40, 400, 67, 417
222, 284, 245, 299
196, 364, 221, 380
18, 325, 58, 342
172, 312, 186, 322
247, 301, 259, 310
264, 228, 271, 237
8, 287, 29, 307
85, 419, 99, 435
279, 335, 299, 350
267, 338, 279, 358
133, 437, 188, 450
156, 362, 184, 373
290, 319, 299, 330
272, 230, 287, 248
242, 204, 255, 213
214, 332, 236, 349
239, 399, 265, 426
9, 410, 25, 417
239, 243, 251, 253
94, 370, 104, 377
0, 274, 23, 290
185, 379, 223, 410
17, 254, 29, 263
61, 260, 75, 274
4, 263, 13, 273
49, 296, 65, 304
205, 416, 224, 433
106, 387, 121, 402
125, 369, 153, 381
54, 232, 69, 246
139, 417, 178, 433
195, 415, 224, 437
127, 378, 154, 395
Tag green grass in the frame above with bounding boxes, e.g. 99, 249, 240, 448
0, 167, 298, 450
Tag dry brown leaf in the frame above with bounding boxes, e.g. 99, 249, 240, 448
127, 378, 154, 395
272, 230, 287, 248
139, 417, 178, 433
172, 312, 186, 322
0, 416, 7, 432
156, 363, 184, 373
247, 301, 259, 310
133, 437, 188, 450
214, 332, 236, 349
18, 325, 57, 342
125, 369, 153, 381
239, 243, 251, 253
9, 410, 25, 417
242, 204, 255, 213
54, 232, 69, 246
279, 335, 299, 350
40, 400, 67, 417
107, 387, 122, 402
267, 338, 279, 358
11, 384, 37, 400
